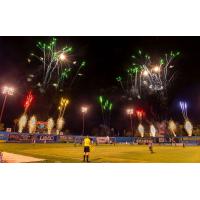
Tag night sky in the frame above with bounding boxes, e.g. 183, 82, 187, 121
0, 36, 200, 133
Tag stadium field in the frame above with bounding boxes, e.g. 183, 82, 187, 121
1, 143, 200, 163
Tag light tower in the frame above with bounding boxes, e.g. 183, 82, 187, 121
0, 86, 15, 123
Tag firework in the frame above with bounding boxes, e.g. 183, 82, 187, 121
138, 123, 144, 137
179, 101, 188, 119
98, 96, 113, 129
168, 120, 177, 137
24, 91, 33, 112
47, 118, 54, 135
184, 119, 193, 136
28, 115, 37, 134
179, 101, 193, 136
117, 50, 180, 99
29, 38, 86, 92
58, 97, 69, 118
56, 97, 69, 135
150, 124, 156, 137
98, 96, 113, 112
140, 51, 179, 93
18, 114, 28, 133
136, 109, 145, 121
56, 117, 65, 134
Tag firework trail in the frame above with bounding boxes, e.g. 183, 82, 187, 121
98, 96, 113, 130
56, 97, 69, 135
17, 91, 34, 133
58, 97, 69, 118
24, 91, 34, 113
179, 101, 188, 119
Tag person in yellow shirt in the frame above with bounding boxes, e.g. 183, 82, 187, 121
83, 136, 91, 162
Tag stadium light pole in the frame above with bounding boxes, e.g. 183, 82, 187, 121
0, 86, 15, 123
81, 106, 88, 135
126, 108, 134, 139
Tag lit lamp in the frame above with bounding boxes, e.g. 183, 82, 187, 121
126, 108, 134, 138
0, 86, 15, 123
81, 106, 88, 135
126, 108, 133, 116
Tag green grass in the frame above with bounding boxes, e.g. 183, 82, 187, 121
0, 143, 200, 163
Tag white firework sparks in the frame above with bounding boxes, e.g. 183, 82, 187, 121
150, 124, 156, 137
168, 120, 177, 137
184, 119, 193, 136
138, 123, 145, 137
56, 117, 65, 134
47, 118, 54, 135
18, 114, 28, 133
28, 115, 37, 134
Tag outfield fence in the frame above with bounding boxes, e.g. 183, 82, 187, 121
1, 131, 200, 145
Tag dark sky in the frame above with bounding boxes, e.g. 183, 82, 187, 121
0, 36, 200, 133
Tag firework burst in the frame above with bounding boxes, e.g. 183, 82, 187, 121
29, 37, 86, 92
117, 50, 180, 100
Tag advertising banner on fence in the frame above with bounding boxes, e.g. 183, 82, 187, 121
8, 133, 34, 143
96, 136, 110, 144
36, 134, 56, 143
136, 137, 152, 144
59, 135, 75, 143
0, 131, 9, 142
115, 137, 132, 143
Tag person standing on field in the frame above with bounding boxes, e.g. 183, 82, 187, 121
148, 140, 154, 153
83, 136, 91, 162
